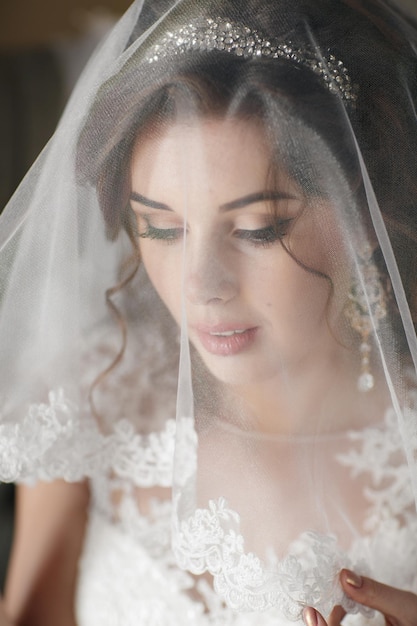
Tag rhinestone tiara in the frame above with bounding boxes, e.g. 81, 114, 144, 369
146, 17, 358, 105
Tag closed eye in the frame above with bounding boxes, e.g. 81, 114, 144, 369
235, 219, 293, 247
138, 217, 183, 244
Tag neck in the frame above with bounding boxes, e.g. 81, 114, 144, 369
231, 346, 387, 436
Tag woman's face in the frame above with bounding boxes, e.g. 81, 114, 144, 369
130, 117, 349, 386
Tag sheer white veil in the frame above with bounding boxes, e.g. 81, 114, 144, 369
1, 0, 417, 620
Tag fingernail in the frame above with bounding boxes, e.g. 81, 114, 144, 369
303, 607, 318, 626
344, 569, 363, 589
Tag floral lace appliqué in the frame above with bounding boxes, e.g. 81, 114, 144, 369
0, 388, 180, 486
172, 496, 371, 621
0, 389, 79, 482
336, 406, 416, 529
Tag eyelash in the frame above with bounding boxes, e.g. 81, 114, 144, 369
235, 219, 293, 247
138, 218, 293, 246
139, 221, 182, 244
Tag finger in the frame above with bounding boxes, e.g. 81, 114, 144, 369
328, 605, 346, 626
340, 569, 417, 624
303, 607, 328, 626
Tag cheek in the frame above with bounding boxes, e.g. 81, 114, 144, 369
254, 259, 331, 331
140, 245, 182, 323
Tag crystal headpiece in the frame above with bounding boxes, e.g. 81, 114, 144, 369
146, 17, 358, 105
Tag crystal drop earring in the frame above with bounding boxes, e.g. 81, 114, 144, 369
344, 245, 387, 392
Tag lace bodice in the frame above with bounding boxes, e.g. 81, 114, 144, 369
75, 405, 417, 626
6, 344, 416, 623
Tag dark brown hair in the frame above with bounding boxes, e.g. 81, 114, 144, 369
77, 0, 417, 333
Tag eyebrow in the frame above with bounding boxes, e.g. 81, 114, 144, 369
130, 190, 295, 212
219, 191, 296, 211
130, 192, 171, 211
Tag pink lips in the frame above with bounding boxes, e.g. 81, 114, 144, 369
193, 324, 258, 356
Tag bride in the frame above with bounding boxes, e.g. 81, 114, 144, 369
1, 0, 417, 624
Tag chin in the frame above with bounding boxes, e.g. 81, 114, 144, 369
197, 350, 281, 388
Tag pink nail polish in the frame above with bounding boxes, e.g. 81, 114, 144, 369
344, 570, 363, 589
303, 607, 318, 626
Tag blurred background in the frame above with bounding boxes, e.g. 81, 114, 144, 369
0, 0, 132, 211
0, 0, 417, 595
399, 0, 417, 17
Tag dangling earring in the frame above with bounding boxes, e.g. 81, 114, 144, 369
344, 245, 387, 392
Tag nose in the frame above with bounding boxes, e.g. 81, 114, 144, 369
184, 243, 238, 305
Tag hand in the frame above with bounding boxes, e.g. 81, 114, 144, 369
303, 569, 417, 626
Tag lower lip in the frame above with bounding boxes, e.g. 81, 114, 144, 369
195, 328, 258, 356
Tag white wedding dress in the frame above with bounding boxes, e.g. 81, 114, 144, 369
74, 404, 417, 626
5, 288, 416, 625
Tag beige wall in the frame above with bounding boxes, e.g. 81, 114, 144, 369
0, 0, 132, 50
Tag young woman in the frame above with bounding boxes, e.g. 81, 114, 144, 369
1, 0, 417, 624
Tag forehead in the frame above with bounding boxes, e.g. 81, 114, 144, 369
130, 117, 275, 196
